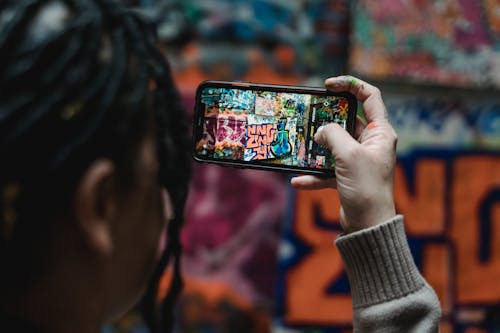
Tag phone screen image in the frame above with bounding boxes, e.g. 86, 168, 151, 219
193, 82, 356, 176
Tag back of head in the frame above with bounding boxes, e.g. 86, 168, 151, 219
0, 0, 190, 330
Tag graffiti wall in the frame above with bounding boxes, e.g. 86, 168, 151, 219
350, 0, 500, 88
105, 1, 499, 332
149, 0, 351, 88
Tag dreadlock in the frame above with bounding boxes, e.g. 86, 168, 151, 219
0, 0, 191, 332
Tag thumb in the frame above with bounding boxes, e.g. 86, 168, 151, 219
314, 123, 358, 159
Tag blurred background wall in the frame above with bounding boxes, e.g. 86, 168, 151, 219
106, 1, 499, 332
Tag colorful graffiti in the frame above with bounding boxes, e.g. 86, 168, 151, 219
100, 1, 500, 333
144, 0, 351, 88
177, 163, 288, 328
246, 120, 278, 161
350, 0, 500, 88
195, 87, 350, 170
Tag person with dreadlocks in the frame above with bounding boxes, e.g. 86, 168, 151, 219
0, 0, 189, 332
0, 1, 440, 333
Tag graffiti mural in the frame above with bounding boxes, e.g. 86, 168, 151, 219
195, 87, 351, 171
145, 0, 351, 88
350, 0, 500, 88
245, 117, 278, 161
99, 1, 500, 333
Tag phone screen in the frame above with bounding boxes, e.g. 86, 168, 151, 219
193, 81, 356, 176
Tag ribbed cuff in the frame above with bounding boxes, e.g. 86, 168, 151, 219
335, 215, 425, 308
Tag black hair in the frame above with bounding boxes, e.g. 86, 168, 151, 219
0, 0, 191, 332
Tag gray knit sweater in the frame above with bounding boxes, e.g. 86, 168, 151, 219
335, 215, 441, 332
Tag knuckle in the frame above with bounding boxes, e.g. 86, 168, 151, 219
372, 86, 382, 97
392, 131, 398, 146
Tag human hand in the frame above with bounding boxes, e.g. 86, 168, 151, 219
291, 76, 397, 234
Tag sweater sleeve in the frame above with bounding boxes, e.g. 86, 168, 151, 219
335, 215, 441, 333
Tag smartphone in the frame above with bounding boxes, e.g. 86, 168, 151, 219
192, 80, 357, 176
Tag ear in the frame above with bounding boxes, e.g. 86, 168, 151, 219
73, 159, 117, 256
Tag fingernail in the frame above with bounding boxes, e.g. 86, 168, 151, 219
324, 77, 337, 86
314, 126, 325, 142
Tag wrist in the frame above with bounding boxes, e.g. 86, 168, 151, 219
342, 192, 396, 234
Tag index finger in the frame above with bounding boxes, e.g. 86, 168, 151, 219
324, 75, 388, 123
290, 175, 337, 190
